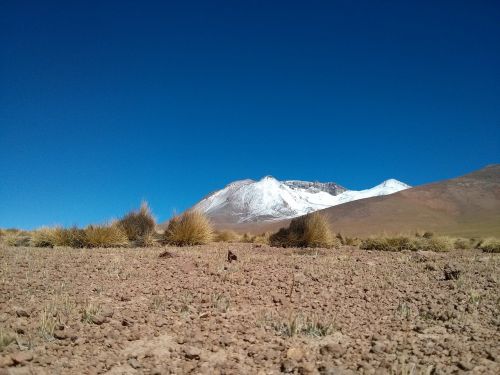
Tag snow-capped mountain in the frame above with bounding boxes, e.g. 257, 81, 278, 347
191, 176, 410, 224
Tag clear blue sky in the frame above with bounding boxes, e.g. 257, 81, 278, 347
1, 1, 499, 229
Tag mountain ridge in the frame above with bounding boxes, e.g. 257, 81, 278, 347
191, 175, 410, 225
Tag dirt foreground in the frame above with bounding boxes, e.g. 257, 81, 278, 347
0, 244, 498, 374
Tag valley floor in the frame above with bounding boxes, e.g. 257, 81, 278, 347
0, 244, 499, 374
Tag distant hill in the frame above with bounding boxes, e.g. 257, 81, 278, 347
252, 165, 500, 238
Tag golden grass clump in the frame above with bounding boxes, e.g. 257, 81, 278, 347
251, 232, 271, 245
478, 238, 500, 253
31, 227, 58, 248
84, 224, 129, 248
53, 227, 87, 248
214, 230, 240, 243
3, 231, 31, 247
269, 212, 338, 248
416, 236, 453, 252
163, 211, 213, 246
117, 202, 156, 246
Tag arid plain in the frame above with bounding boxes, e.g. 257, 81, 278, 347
1, 243, 498, 374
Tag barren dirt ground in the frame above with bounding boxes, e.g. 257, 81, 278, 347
0, 244, 499, 374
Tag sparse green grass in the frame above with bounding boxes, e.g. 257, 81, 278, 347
39, 307, 57, 340
396, 301, 412, 320
84, 224, 129, 248
163, 211, 213, 246
270, 212, 339, 248
211, 293, 230, 312
259, 311, 335, 338
81, 302, 101, 324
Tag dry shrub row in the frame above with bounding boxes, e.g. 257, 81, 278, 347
360, 236, 454, 252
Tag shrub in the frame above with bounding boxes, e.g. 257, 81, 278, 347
31, 227, 57, 248
53, 227, 87, 248
417, 237, 453, 252
453, 237, 473, 250
269, 212, 338, 248
479, 238, 500, 253
3, 231, 31, 247
84, 224, 129, 248
252, 232, 271, 245
117, 202, 156, 245
214, 230, 240, 243
163, 211, 213, 246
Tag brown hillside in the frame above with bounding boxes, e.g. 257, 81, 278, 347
234, 165, 500, 237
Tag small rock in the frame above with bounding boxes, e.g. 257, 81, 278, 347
320, 343, 346, 358
457, 360, 474, 371
281, 359, 296, 373
184, 346, 201, 360
272, 294, 283, 304
0, 355, 14, 367
286, 347, 305, 361
227, 250, 237, 263
318, 366, 354, 375
425, 263, 437, 271
10, 351, 33, 365
15, 308, 30, 318
101, 307, 114, 318
91, 315, 106, 325
54, 329, 77, 341
128, 358, 142, 369
444, 264, 461, 280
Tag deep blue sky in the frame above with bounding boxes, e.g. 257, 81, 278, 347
1, 1, 499, 229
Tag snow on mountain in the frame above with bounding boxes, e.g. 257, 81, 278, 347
191, 176, 411, 224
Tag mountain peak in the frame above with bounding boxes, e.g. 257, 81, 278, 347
377, 179, 410, 189
191, 176, 411, 224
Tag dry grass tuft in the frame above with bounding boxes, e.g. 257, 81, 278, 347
416, 237, 453, 252
31, 227, 58, 248
84, 224, 129, 248
453, 237, 474, 250
269, 212, 338, 248
214, 230, 240, 243
117, 202, 156, 246
479, 238, 500, 253
163, 211, 213, 246
3, 231, 31, 247
53, 227, 87, 248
